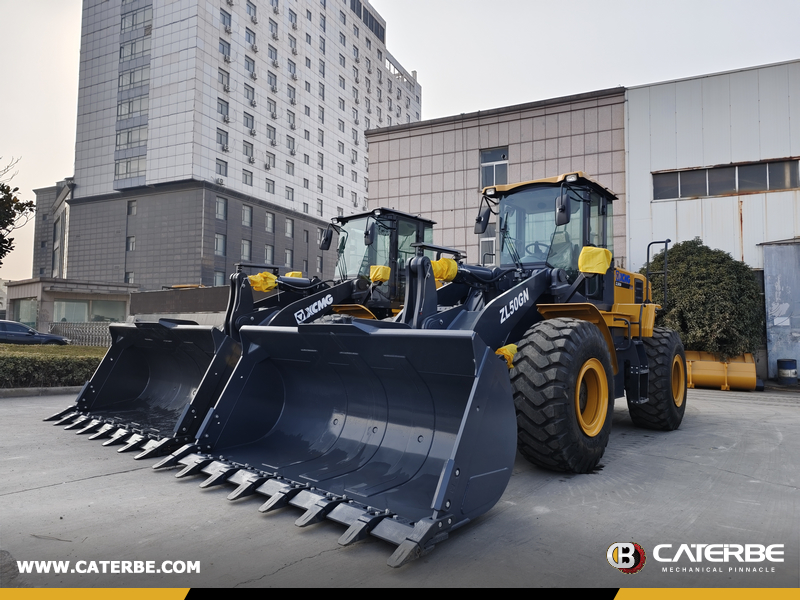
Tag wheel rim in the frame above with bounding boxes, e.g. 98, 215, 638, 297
671, 355, 686, 408
575, 358, 608, 437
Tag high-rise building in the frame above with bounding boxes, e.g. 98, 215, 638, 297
34, 0, 422, 290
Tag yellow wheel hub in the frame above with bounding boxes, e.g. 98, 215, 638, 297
671, 355, 686, 408
575, 358, 608, 437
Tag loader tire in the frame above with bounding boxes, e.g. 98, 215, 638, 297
510, 318, 615, 473
628, 328, 687, 431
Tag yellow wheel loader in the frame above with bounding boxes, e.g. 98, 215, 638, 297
153, 172, 687, 567
45, 209, 436, 460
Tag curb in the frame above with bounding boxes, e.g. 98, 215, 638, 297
0, 387, 83, 398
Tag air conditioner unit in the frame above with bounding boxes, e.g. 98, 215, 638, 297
378, 117, 383, 123
366, 87, 371, 94
355, 56, 360, 63
272, 59, 279, 68
224, 26, 232, 34
271, 111, 277, 119
355, 77, 360, 84
250, 99, 257, 107
224, 54, 232, 63
216, 178, 225, 185
352, 198, 359, 207
355, 98, 360, 104
226, 0, 234, 5
290, 123, 296, 130
290, 73, 297, 81
270, 139, 277, 146
250, 71, 258, 80
350, 158, 357, 164
273, 6, 279, 14
223, 84, 231, 92
291, 22, 298, 30
250, 128, 257, 135
291, 47, 298, 55
271, 85, 278, 93
290, 149, 296, 156
354, 139, 359, 146
272, 33, 279, 41
354, 119, 359, 125
366, 108, 371, 114
265, 163, 271, 170
252, 44, 259, 53
222, 144, 230, 152
251, 16, 258, 24
368, 68, 372, 74
290, 98, 296, 105
248, 156, 256, 164
223, 114, 231, 122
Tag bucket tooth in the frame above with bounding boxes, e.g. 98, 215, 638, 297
53, 412, 81, 427
44, 405, 80, 422
75, 419, 104, 435
386, 518, 448, 568
174, 456, 213, 479
152, 444, 198, 470
339, 510, 393, 546
295, 495, 349, 528
101, 428, 132, 447
257, 483, 308, 513
227, 474, 272, 501
118, 433, 147, 453
64, 415, 92, 431
199, 465, 239, 489
134, 437, 179, 461
88, 423, 117, 441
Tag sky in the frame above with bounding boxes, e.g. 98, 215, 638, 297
2, 0, 800, 281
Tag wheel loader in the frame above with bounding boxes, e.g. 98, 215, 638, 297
44, 208, 436, 460
152, 172, 687, 567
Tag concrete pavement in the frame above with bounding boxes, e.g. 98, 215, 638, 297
1, 389, 798, 588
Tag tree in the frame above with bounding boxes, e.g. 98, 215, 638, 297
0, 158, 35, 268
641, 238, 765, 360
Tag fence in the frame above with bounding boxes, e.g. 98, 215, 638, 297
46, 322, 113, 347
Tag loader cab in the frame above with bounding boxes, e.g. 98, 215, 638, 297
328, 209, 435, 311
482, 172, 616, 305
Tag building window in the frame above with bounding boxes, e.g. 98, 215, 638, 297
266, 152, 276, 169
121, 6, 152, 32
217, 128, 229, 149
243, 169, 253, 186
266, 212, 275, 233
318, 129, 325, 146
480, 148, 508, 188
219, 68, 230, 87
316, 256, 323, 273
317, 176, 324, 192
246, 28, 256, 45
114, 156, 147, 179
120, 36, 151, 61
286, 161, 295, 175
118, 66, 150, 91
216, 159, 228, 177
653, 160, 800, 200
241, 205, 253, 227
285, 249, 293, 269
266, 178, 275, 194
269, 19, 278, 38
214, 271, 226, 287
217, 98, 229, 117
215, 233, 226, 256
339, 32, 346, 46
303, 202, 309, 214
319, 83, 325, 100
267, 125, 276, 142
245, 56, 255, 74
246, 1, 257, 19
126, 236, 135, 251
285, 217, 294, 237
337, 162, 345, 175
286, 186, 295, 201
219, 38, 231, 57
116, 126, 148, 150
127, 200, 137, 216
125, 272, 135, 284
319, 59, 325, 78
117, 96, 149, 119
244, 112, 254, 130
216, 196, 227, 220
337, 185, 344, 197
268, 71, 277, 89
287, 136, 295, 151
316, 199, 323, 216
319, 36, 326, 54
317, 152, 324, 169
243, 141, 254, 158
318, 106, 325, 123
241, 239, 252, 261
265, 244, 274, 264
244, 84, 255, 103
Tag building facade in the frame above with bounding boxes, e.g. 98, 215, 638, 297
34, 0, 422, 290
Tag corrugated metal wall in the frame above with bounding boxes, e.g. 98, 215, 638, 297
625, 60, 800, 271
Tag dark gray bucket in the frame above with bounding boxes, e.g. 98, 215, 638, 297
777, 359, 798, 385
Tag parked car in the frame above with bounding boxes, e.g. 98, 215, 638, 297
0, 320, 70, 345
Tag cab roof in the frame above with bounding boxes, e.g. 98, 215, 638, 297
333, 207, 436, 226
482, 171, 618, 201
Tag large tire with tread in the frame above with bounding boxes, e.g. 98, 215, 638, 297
628, 327, 687, 430
510, 318, 615, 473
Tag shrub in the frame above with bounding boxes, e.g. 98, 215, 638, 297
0, 345, 106, 388
641, 238, 764, 360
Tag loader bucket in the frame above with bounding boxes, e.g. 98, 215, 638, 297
157, 321, 517, 566
45, 321, 240, 458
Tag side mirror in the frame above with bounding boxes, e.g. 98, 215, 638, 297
556, 190, 571, 226
474, 206, 491, 235
364, 222, 376, 247
319, 226, 333, 251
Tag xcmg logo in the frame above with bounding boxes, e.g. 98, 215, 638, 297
294, 294, 334, 324
606, 542, 647, 574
